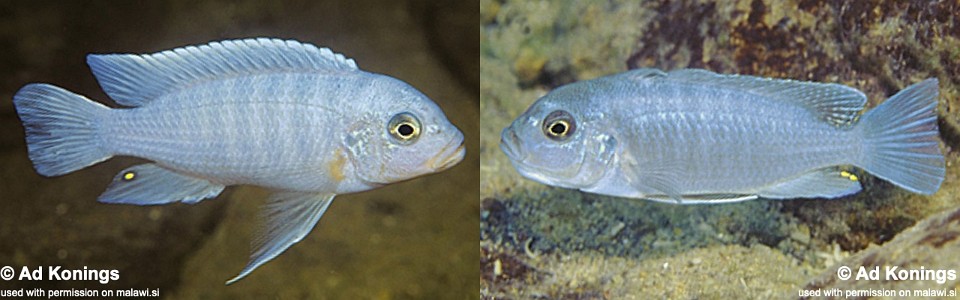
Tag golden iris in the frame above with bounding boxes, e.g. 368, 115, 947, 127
542, 110, 576, 141
388, 112, 421, 144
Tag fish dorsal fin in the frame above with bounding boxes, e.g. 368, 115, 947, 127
665, 69, 867, 126
620, 68, 667, 79
603, 68, 667, 82
87, 38, 359, 107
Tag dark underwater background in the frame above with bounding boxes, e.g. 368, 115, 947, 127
0, 0, 478, 298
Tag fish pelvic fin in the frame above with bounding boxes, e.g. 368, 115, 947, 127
13, 83, 111, 177
859, 78, 944, 195
226, 191, 336, 285
643, 194, 757, 204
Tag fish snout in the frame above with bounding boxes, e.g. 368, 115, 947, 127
499, 127, 525, 162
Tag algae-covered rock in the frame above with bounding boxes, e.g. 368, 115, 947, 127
483, 243, 814, 299
804, 205, 960, 294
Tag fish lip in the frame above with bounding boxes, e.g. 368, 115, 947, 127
430, 138, 466, 171
499, 128, 526, 162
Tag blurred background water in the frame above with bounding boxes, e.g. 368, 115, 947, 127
0, 0, 478, 298
481, 0, 960, 298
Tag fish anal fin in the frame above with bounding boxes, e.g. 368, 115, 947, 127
97, 164, 224, 205
758, 168, 862, 199
226, 191, 335, 284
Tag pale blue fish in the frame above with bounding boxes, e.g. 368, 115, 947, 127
500, 68, 944, 204
14, 38, 465, 284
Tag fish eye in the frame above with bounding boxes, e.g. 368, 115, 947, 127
542, 110, 576, 141
388, 112, 421, 144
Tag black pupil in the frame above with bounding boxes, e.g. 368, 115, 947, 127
397, 123, 414, 136
550, 122, 566, 135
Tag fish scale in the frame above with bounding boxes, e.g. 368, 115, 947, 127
501, 68, 943, 203
120, 106, 337, 189
110, 80, 332, 154
631, 102, 855, 193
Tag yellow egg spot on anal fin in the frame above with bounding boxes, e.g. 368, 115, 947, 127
327, 148, 347, 182
123, 171, 136, 181
839, 170, 858, 182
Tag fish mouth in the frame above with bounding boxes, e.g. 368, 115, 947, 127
429, 140, 466, 171
499, 127, 526, 162
497, 133, 561, 187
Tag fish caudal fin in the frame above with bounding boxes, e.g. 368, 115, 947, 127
13, 83, 111, 177
859, 79, 944, 195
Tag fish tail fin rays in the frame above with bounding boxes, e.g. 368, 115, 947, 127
859, 78, 945, 195
226, 192, 335, 285
13, 83, 112, 177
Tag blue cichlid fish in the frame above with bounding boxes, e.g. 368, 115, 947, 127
14, 38, 465, 284
500, 68, 944, 204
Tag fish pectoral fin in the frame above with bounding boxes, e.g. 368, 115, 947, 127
226, 191, 336, 285
758, 167, 862, 199
622, 157, 684, 203
644, 194, 757, 204
97, 164, 224, 205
